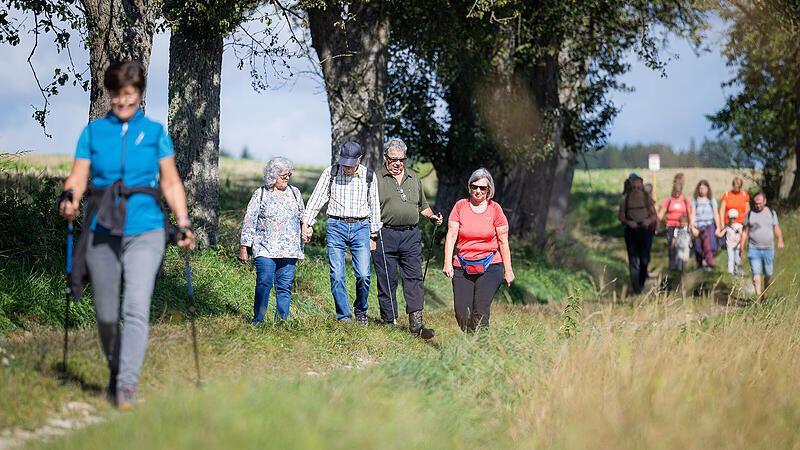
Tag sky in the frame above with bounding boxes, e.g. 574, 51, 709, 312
0, 19, 733, 165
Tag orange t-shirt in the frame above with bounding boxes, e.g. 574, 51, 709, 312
449, 199, 508, 267
721, 190, 750, 224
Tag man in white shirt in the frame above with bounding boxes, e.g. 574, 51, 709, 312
302, 142, 382, 325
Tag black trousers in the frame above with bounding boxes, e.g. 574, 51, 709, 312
624, 226, 652, 294
372, 226, 425, 322
452, 263, 503, 332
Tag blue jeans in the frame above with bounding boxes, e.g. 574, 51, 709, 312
326, 218, 371, 320
254, 257, 297, 321
747, 247, 774, 277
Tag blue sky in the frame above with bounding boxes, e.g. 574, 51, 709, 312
0, 22, 733, 165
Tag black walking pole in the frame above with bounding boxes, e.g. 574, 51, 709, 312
59, 189, 74, 373
184, 251, 202, 386
62, 220, 73, 372
422, 220, 440, 284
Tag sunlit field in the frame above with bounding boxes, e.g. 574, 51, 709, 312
1, 157, 798, 449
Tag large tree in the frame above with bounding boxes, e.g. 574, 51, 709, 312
709, 0, 800, 201
307, 0, 389, 169
387, 0, 705, 242
161, 0, 259, 247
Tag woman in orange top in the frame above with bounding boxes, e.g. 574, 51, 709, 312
719, 177, 750, 225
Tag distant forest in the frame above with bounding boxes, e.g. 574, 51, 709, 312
578, 138, 742, 170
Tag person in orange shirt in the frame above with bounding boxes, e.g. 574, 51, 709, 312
719, 177, 750, 225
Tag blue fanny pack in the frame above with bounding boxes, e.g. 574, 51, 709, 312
457, 252, 496, 274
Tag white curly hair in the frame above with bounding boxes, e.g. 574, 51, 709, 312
263, 157, 293, 188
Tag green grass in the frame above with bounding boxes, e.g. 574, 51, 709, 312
2, 163, 800, 448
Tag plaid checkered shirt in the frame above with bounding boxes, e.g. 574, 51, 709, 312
302, 165, 383, 233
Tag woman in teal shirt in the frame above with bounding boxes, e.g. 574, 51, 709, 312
59, 61, 195, 409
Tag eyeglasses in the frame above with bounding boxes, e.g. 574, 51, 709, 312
470, 184, 489, 192
387, 156, 406, 163
396, 186, 407, 202
279, 172, 292, 180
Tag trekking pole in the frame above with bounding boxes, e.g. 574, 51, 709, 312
422, 220, 440, 284
377, 229, 398, 326
57, 188, 74, 373
183, 251, 202, 386
63, 220, 73, 372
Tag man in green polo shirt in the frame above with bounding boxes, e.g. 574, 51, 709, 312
372, 138, 443, 339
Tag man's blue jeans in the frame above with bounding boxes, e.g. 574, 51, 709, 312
254, 257, 297, 321
326, 218, 371, 320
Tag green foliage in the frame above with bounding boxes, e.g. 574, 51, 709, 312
708, 0, 800, 199
558, 288, 583, 338
387, 0, 708, 172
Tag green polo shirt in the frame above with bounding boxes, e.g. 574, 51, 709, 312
376, 165, 430, 226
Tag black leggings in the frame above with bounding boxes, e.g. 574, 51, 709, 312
452, 263, 504, 332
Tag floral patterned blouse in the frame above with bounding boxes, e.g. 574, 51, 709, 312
240, 185, 305, 259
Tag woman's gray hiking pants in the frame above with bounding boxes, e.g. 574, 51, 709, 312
86, 229, 165, 389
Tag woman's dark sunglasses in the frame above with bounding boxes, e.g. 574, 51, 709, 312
470, 184, 489, 192
279, 172, 292, 179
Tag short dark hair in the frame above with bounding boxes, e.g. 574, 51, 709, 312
754, 191, 766, 201
104, 61, 146, 94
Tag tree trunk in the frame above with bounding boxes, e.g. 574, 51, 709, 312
307, 0, 389, 170
789, 142, 800, 201
168, 31, 223, 248
83, 0, 156, 120
545, 138, 576, 229
496, 54, 562, 243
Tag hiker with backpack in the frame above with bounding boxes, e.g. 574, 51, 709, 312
443, 168, 514, 332
239, 157, 305, 325
689, 180, 721, 271
57, 61, 196, 409
372, 138, 442, 338
618, 175, 657, 294
740, 192, 784, 298
301, 142, 382, 325
658, 181, 691, 270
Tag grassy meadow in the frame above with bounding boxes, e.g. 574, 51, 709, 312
1, 156, 799, 449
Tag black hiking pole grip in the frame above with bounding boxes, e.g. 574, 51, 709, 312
184, 252, 202, 386
422, 224, 439, 284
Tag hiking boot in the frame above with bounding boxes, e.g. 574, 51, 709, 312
355, 312, 369, 327
116, 386, 137, 410
408, 310, 435, 340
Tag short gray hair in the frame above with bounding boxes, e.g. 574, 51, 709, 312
384, 138, 407, 156
468, 167, 496, 199
263, 157, 293, 188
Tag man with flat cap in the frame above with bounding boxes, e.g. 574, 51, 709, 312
302, 142, 382, 325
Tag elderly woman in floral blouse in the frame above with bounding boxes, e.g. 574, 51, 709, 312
240, 157, 305, 324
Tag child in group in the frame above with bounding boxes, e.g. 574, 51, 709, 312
672, 215, 693, 271
716, 209, 743, 276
